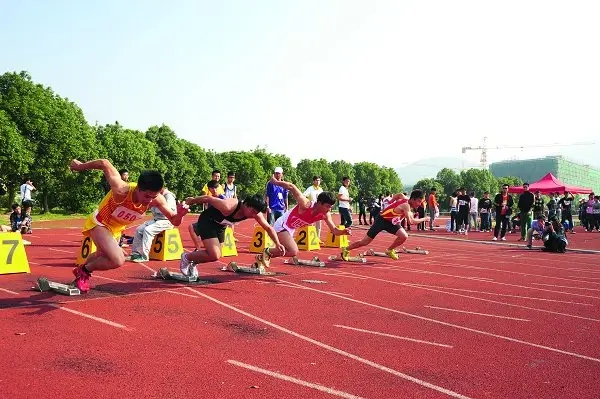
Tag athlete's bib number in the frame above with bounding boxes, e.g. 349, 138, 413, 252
297, 229, 318, 246
153, 233, 180, 254
111, 206, 143, 224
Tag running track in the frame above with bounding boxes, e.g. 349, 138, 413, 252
1, 217, 599, 399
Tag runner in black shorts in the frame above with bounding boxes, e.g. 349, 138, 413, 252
179, 194, 284, 277
342, 190, 428, 260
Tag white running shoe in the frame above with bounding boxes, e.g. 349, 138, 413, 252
180, 253, 194, 276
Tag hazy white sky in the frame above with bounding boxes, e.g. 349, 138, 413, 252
2, 1, 599, 168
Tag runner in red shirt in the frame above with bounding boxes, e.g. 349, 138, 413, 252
255, 176, 351, 268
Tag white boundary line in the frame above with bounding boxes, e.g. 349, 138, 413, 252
227, 360, 365, 399
423, 305, 530, 321
270, 277, 600, 364
172, 288, 471, 399
50, 304, 130, 330
334, 324, 453, 348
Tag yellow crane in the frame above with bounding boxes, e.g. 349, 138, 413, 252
461, 137, 595, 169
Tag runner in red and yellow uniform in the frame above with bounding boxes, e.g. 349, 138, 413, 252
342, 191, 428, 260
69, 158, 189, 292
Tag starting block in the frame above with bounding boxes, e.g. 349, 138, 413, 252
284, 256, 325, 267
221, 227, 238, 257
328, 255, 367, 263
154, 267, 197, 283
402, 246, 429, 255
324, 225, 349, 248
35, 277, 80, 296
363, 248, 396, 258
225, 262, 275, 276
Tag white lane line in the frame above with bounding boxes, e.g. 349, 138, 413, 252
0, 288, 20, 295
47, 248, 72, 254
408, 283, 594, 306
136, 261, 157, 273
271, 278, 600, 364
334, 324, 453, 348
50, 304, 130, 330
94, 275, 127, 283
530, 283, 600, 292
172, 289, 471, 399
227, 360, 365, 399
567, 276, 600, 280
424, 306, 530, 321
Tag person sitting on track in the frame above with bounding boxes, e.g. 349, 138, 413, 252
341, 190, 429, 260
70, 159, 189, 293
525, 214, 546, 250
180, 194, 284, 277
253, 176, 351, 269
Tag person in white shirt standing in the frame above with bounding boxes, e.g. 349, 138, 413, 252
469, 191, 479, 232
20, 177, 36, 216
337, 177, 353, 228
303, 176, 324, 243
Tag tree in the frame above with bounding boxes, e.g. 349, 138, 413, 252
0, 110, 34, 207
436, 168, 463, 197
295, 158, 336, 191
380, 167, 403, 195
459, 168, 498, 198
0, 71, 98, 212
220, 151, 265, 197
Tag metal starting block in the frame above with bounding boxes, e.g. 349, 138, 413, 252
284, 256, 325, 267
35, 277, 81, 296
363, 248, 395, 258
154, 267, 198, 283
402, 246, 429, 255
226, 262, 276, 276
327, 255, 367, 263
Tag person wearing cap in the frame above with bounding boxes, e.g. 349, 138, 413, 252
265, 167, 288, 225
517, 182, 534, 241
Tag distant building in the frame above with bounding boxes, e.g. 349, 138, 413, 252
490, 156, 600, 193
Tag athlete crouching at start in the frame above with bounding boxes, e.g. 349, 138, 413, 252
180, 194, 285, 277
70, 159, 189, 292
341, 190, 428, 260
254, 176, 351, 268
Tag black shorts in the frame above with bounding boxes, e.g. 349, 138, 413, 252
22, 200, 33, 209
193, 220, 226, 243
366, 215, 401, 239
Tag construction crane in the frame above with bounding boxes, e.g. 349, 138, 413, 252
461, 137, 595, 169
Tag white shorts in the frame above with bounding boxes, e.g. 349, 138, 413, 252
273, 212, 296, 236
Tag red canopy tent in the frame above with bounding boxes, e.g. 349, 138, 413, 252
509, 173, 593, 195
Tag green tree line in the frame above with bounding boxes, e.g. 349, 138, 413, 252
1, 71, 405, 213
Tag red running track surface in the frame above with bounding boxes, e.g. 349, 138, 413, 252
1, 215, 599, 399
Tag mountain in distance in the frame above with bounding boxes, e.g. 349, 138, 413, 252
395, 157, 480, 190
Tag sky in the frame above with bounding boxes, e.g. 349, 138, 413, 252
2, 0, 600, 169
